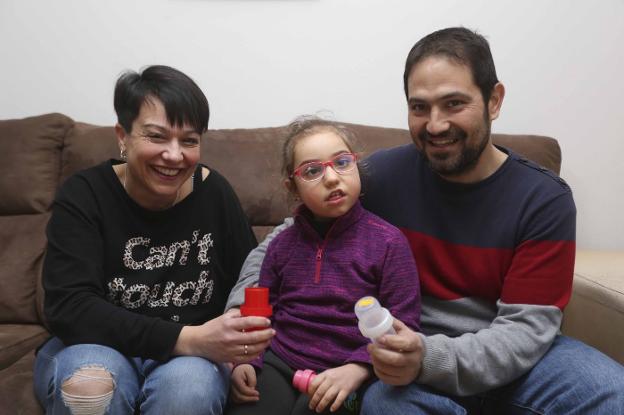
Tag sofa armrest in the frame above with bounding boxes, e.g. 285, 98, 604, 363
561, 250, 624, 365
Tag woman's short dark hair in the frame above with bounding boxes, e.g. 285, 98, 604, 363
114, 65, 209, 134
403, 27, 499, 104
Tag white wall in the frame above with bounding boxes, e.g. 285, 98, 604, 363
1, 0, 622, 249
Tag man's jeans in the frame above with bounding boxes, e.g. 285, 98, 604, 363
361, 336, 624, 415
34, 337, 229, 415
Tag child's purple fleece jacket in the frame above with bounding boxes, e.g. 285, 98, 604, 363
255, 200, 421, 372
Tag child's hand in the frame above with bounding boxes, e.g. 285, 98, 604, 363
230, 364, 260, 404
307, 363, 371, 413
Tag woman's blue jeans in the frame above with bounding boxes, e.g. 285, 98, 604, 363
34, 337, 229, 415
361, 336, 624, 415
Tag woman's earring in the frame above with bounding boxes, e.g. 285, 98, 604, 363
120, 148, 127, 161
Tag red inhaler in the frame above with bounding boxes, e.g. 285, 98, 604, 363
240, 287, 272, 331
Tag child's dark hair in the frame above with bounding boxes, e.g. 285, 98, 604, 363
282, 115, 367, 194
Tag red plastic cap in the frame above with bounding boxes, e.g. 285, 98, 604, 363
240, 287, 273, 317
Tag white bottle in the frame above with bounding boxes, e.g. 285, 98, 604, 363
354, 296, 396, 341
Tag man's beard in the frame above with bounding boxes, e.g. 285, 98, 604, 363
417, 118, 490, 177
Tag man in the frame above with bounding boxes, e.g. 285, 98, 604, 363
227, 28, 624, 414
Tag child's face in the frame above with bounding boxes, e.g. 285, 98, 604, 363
290, 130, 361, 221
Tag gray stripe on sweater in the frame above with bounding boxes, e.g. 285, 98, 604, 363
418, 298, 562, 396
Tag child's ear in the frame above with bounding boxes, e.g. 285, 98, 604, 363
284, 179, 299, 199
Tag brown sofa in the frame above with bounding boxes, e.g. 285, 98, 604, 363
1, 113, 622, 414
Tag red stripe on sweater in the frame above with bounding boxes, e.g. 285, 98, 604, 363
401, 229, 574, 310
501, 239, 575, 310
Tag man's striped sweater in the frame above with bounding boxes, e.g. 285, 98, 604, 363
362, 143, 576, 395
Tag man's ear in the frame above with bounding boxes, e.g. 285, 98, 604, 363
114, 123, 127, 152
488, 82, 505, 121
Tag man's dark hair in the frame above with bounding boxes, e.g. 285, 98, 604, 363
114, 65, 209, 134
403, 27, 499, 103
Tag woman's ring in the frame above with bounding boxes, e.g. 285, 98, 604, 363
244, 344, 248, 355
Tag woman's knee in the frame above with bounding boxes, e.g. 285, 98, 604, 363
61, 365, 114, 415
37, 341, 139, 414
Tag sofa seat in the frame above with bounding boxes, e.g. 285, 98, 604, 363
0, 324, 49, 370
0, 351, 44, 414
562, 250, 624, 365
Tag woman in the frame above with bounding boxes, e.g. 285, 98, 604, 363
34, 65, 274, 415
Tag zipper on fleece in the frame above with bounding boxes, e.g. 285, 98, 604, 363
313, 221, 337, 283
314, 246, 323, 283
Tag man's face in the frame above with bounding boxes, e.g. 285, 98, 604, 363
406, 56, 496, 181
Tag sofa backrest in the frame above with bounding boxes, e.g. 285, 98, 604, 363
201, 125, 562, 240
0, 114, 73, 327
55, 120, 562, 240
0, 113, 561, 325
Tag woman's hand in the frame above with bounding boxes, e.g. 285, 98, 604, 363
173, 308, 274, 364
230, 364, 260, 404
307, 363, 371, 413
367, 318, 423, 385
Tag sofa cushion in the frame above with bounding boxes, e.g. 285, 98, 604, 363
0, 114, 73, 215
58, 121, 562, 229
347, 123, 411, 153
202, 127, 290, 226
203, 126, 561, 228
0, 324, 48, 370
202, 123, 420, 227
61, 123, 119, 182
0, 214, 50, 324
0, 351, 43, 414
63, 123, 293, 226
339, 127, 562, 175
562, 250, 624, 365
492, 134, 561, 175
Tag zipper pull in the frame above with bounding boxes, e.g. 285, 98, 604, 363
315, 247, 323, 283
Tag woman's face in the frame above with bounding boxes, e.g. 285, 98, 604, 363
117, 97, 201, 210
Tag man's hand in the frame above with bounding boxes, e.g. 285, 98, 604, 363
367, 318, 423, 385
230, 364, 260, 403
307, 363, 370, 413
173, 308, 274, 364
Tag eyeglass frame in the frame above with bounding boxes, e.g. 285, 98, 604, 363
289, 152, 359, 182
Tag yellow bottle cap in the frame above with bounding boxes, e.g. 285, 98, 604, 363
357, 297, 374, 307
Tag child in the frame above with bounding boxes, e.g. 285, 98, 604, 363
227, 116, 421, 415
